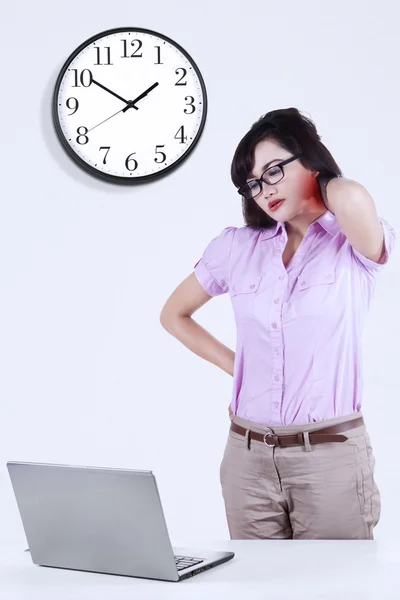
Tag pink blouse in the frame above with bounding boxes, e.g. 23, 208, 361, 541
194, 209, 396, 426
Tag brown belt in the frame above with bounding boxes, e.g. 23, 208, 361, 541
230, 417, 364, 448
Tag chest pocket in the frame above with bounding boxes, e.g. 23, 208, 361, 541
230, 274, 263, 321
291, 269, 336, 317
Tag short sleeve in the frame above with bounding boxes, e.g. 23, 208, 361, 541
193, 226, 237, 296
350, 216, 396, 274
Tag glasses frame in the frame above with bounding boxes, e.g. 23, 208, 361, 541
238, 153, 304, 199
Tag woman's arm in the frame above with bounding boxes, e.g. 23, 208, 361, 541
160, 272, 235, 376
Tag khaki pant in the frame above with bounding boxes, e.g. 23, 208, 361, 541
220, 410, 381, 539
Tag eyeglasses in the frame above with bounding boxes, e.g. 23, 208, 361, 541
237, 153, 304, 200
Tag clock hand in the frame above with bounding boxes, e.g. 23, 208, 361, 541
92, 78, 138, 110
88, 106, 127, 132
122, 82, 159, 113
88, 81, 160, 130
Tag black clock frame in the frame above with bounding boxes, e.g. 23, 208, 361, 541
52, 26, 208, 185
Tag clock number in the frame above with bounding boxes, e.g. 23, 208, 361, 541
71, 69, 93, 87
125, 152, 138, 171
66, 97, 79, 115
175, 68, 187, 86
184, 96, 196, 114
174, 126, 187, 144
76, 127, 89, 145
121, 39, 143, 58
154, 145, 166, 163
94, 47, 113, 65
154, 46, 163, 65
99, 146, 111, 164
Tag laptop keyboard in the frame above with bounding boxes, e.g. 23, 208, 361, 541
174, 555, 205, 571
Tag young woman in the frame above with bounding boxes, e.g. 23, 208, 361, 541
160, 107, 395, 540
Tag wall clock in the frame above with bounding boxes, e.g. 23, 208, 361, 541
52, 27, 208, 184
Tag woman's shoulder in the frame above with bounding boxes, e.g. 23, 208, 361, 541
231, 224, 272, 245
208, 224, 274, 250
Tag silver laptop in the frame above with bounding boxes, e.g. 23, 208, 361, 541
7, 461, 234, 582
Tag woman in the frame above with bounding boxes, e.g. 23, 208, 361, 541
159, 107, 396, 540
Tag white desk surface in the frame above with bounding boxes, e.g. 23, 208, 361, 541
1, 538, 400, 599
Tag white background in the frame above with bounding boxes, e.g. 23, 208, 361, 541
1, 0, 399, 544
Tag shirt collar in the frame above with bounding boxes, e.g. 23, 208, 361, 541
259, 209, 341, 240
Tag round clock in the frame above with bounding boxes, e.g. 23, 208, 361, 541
52, 27, 208, 184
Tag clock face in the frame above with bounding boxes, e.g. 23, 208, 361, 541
52, 27, 207, 184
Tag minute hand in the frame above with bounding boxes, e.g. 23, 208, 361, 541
92, 79, 138, 110
122, 82, 159, 112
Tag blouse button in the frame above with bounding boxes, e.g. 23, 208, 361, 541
250, 284, 255, 289
272, 322, 277, 329
300, 281, 306, 287
274, 298, 279, 304
279, 275, 284, 280
327, 274, 332, 279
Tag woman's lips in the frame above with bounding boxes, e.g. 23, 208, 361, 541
269, 199, 285, 211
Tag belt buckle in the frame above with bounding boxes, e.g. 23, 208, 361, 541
263, 432, 276, 447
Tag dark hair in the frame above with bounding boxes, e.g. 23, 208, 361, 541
230, 107, 343, 229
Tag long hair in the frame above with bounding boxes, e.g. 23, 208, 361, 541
230, 107, 343, 229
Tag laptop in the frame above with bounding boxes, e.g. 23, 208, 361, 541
7, 461, 234, 582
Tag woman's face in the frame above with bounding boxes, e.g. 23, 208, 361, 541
248, 138, 325, 226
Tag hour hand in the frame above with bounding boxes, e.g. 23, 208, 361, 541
122, 82, 159, 112
92, 79, 138, 110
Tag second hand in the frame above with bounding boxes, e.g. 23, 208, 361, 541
88, 103, 138, 133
